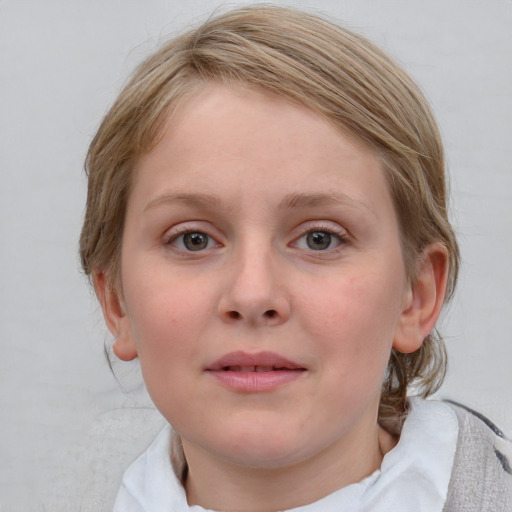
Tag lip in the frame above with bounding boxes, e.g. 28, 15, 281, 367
205, 351, 307, 392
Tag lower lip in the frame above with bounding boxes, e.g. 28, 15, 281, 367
207, 369, 306, 392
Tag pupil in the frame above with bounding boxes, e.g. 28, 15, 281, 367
307, 231, 331, 250
184, 232, 208, 251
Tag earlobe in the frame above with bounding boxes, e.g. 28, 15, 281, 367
393, 244, 449, 354
93, 270, 138, 361
112, 336, 138, 361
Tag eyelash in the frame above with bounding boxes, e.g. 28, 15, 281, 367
163, 223, 349, 254
164, 226, 220, 252
291, 224, 349, 253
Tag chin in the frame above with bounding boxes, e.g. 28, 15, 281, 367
207, 425, 319, 469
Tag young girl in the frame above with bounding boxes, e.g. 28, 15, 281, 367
79, 5, 511, 511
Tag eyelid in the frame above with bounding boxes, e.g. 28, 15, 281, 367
291, 220, 348, 239
161, 220, 349, 253
289, 221, 350, 251
162, 222, 222, 249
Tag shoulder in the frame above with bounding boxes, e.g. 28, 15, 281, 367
442, 400, 512, 512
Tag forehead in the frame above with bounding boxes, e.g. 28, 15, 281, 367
129, 83, 394, 221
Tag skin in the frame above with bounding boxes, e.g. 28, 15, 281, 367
96, 83, 448, 512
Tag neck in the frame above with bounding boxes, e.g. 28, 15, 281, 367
182, 422, 397, 512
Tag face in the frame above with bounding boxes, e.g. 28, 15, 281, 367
114, 84, 415, 470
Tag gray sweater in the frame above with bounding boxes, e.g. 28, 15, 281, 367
443, 402, 512, 512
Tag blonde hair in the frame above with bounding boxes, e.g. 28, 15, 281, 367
80, 4, 459, 474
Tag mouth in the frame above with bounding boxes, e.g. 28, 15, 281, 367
206, 350, 305, 371
219, 365, 297, 372
206, 351, 307, 392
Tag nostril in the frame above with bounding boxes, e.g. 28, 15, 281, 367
224, 309, 280, 322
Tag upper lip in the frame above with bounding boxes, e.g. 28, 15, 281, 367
206, 351, 305, 371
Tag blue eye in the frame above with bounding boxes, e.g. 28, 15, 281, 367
295, 230, 343, 251
170, 231, 214, 251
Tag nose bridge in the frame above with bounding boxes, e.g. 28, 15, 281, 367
220, 233, 289, 325
235, 242, 274, 298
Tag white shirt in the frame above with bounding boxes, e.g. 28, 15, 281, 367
113, 398, 459, 511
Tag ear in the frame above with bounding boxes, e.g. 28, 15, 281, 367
393, 243, 449, 354
93, 270, 138, 361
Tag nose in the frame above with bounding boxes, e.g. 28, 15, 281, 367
218, 245, 291, 327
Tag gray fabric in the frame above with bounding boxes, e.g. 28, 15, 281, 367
442, 402, 512, 512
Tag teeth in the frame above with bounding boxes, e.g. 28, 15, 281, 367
255, 366, 274, 372
226, 365, 276, 372
226, 365, 255, 372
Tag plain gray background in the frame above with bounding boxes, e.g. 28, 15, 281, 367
1, 0, 511, 510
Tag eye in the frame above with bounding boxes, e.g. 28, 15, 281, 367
294, 229, 344, 251
168, 231, 216, 252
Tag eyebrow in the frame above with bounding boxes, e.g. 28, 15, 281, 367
278, 192, 375, 216
144, 193, 222, 212
143, 191, 374, 216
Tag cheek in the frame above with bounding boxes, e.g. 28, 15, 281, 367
124, 257, 208, 333
123, 269, 213, 379
300, 270, 403, 376
127, 291, 209, 418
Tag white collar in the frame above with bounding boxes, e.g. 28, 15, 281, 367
114, 398, 459, 512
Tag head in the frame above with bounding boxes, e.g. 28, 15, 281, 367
80, 4, 458, 461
